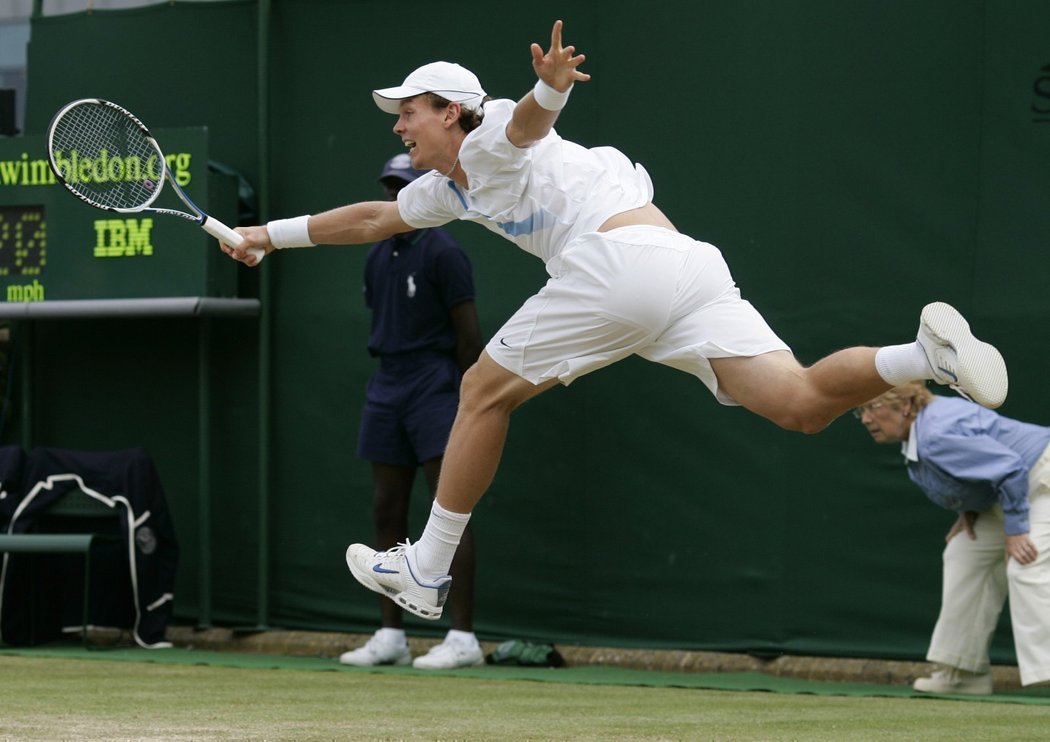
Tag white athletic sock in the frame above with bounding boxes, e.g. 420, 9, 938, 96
875, 342, 932, 386
411, 500, 471, 582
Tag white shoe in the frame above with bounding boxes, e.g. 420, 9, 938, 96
345, 541, 450, 620
412, 634, 485, 670
912, 667, 993, 695
917, 302, 1007, 409
338, 631, 411, 667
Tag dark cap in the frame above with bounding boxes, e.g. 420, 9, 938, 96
379, 153, 428, 184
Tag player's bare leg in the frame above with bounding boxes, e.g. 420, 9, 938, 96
711, 347, 890, 434
346, 353, 556, 620
434, 353, 559, 513
712, 301, 1008, 431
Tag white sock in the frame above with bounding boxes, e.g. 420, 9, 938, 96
375, 627, 406, 645
875, 342, 932, 385
411, 500, 471, 582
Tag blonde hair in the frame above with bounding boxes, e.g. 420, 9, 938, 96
867, 380, 935, 414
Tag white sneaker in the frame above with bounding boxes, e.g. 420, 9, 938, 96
912, 667, 993, 695
412, 634, 485, 670
917, 302, 1007, 409
338, 631, 411, 667
345, 541, 450, 621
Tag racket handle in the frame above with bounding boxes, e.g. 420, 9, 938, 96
201, 216, 266, 264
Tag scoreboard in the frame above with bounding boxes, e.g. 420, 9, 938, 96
0, 203, 46, 282
0, 128, 242, 303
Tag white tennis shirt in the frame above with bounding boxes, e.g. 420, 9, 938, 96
396, 98, 654, 265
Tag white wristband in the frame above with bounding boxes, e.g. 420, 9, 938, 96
267, 215, 314, 249
533, 79, 572, 111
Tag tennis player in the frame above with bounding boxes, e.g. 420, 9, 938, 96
224, 20, 1009, 621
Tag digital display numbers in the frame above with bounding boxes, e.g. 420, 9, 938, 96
0, 205, 47, 277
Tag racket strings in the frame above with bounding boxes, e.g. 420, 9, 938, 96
50, 102, 162, 210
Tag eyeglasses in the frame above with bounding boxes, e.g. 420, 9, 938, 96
852, 402, 885, 419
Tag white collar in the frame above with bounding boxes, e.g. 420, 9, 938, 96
902, 419, 919, 462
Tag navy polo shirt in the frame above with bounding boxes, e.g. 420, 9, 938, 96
363, 227, 475, 357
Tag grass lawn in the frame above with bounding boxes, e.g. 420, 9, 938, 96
2, 654, 1050, 741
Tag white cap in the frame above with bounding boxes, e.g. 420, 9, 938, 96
373, 61, 487, 114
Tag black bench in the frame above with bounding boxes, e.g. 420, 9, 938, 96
1, 489, 121, 647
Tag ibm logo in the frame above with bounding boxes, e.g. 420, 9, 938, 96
93, 218, 154, 257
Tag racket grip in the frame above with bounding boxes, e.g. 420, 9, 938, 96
201, 216, 266, 264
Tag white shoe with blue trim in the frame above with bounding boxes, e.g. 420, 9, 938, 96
917, 302, 1007, 409
345, 541, 450, 620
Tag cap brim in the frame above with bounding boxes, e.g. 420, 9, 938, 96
372, 87, 485, 114
372, 86, 423, 114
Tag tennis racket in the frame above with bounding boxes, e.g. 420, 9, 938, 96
46, 98, 264, 263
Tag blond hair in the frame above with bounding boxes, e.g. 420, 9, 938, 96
867, 380, 935, 414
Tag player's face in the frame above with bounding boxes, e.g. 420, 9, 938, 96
855, 400, 911, 444
393, 96, 454, 172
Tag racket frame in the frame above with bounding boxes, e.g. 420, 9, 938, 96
46, 98, 262, 261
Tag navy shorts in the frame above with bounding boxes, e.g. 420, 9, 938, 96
357, 354, 461, 467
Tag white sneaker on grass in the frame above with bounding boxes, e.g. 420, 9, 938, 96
339, 631, 411, 667
912, 666, 993, 695
917, 302, 1007, 409
413, 633, 485, 670
345, 541, 450, 620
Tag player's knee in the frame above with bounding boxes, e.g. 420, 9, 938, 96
459, 357, 539, 416
768, 407, 834, 435
759, 382, 841, 433
458, 364, 508, 417
458, 363, 492, 402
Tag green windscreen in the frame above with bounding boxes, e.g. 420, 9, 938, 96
7, 0, 1050, 666
0, 128, 240, 301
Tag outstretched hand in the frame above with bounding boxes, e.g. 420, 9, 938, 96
221, 225, 272, 267
531, 20, 591, 92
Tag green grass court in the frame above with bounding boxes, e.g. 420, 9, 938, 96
2, 644, 1049, 741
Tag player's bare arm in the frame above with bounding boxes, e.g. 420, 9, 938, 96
228, 200, 412, 263
506, 19, 591, 148
307, 200, 413, 245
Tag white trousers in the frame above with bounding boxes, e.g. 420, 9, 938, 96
926, 445, 1050, 685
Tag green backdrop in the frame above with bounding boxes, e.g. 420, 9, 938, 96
4, 0, 1050, 664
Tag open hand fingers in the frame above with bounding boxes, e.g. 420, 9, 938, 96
535, 20, 591, 89
550, 19, 564, 53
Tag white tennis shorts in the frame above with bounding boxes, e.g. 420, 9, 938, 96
485, 226, 790, 405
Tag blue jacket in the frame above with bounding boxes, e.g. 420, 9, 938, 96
906, 396, 1050, 535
